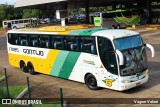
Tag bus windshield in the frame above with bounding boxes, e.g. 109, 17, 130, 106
114, 35, 142, 50
114, 35, 148, 76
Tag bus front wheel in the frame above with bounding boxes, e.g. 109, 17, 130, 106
20, 61, 27, 73
27, 62, 35, 75
85, 74, 99, 90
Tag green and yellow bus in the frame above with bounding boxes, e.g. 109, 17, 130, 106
7, 26, 155, 91
94, 10, 140, 29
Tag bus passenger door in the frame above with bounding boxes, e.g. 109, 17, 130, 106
97, 37, 119, 89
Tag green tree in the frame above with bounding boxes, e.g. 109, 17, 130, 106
0, 4, 23, 27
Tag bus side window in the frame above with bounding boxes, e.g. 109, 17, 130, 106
15, 21, 18, 24
29, 35, 39, 47
80, 37, 97, 55
52, 36, 63, 50
19, 34, 28, 46
19, 20, 23, 23
122, 11, 132, 18
8, 33, 18, 45
40, 35, 50, 48
67, 36, 78, 51
8, 34, 12, 44
15, 34, 19, 45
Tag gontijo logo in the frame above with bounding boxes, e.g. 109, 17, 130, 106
23, 49, 44, 56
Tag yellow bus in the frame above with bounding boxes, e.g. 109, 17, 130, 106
7, 27, 155, 91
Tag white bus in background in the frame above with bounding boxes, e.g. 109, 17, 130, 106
3, 18, 38, 29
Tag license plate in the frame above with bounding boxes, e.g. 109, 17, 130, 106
136, 82, 141, 86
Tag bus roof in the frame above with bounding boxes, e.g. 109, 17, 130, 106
107, 9, 128, 13
94, 9, 128, 14
92, 29, 139, 40
7, 27, 139, 40
3, 18, 34, 22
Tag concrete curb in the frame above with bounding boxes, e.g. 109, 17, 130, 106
126, 27, 136, 30
146, 27, 158, 30
0, 76, 5, 81
16, 87, 28, 99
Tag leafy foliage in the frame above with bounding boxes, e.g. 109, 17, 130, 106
0, 4, 23, 27
0, 4, 55, 27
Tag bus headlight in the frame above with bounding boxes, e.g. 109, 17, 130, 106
143, 70, 148, 77
121, 80, 131, 83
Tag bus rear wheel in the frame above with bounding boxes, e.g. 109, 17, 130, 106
112, 25, 116, 29
117, 25, 120, 29
27, 62, 35, 75
85, 74, 99, 90
20, 61, 27, 73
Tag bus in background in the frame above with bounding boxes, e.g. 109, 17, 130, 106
7, 27, 155, 91
3, 18, 38, 29
94, 10, 140, 29
130, 9, 148, 25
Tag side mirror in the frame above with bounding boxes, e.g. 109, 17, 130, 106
116, 49, 124, 65
145, 43, 155, 58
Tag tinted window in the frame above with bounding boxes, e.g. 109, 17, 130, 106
24, 20, 29, 23
19, 34, 28, 46
122, 11, 132, 18
8, 34, 97, 55
8, 33, 19, 45
4, 22, 7, 25
52, 36, 63, 50
116, 12, 122, 17
29, 35, 39, 47
40, 35, 50, 48
102, 13, 116, 18
19, 20, 23, 23
15, 21, 19, 24
66, 36, 79, 51
80, 37, 97, 54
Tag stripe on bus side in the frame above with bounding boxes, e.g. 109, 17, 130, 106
42, 49, 60, 74
58, 52, 80, 79
69, 28, 107, 36
50, 51, 69, 76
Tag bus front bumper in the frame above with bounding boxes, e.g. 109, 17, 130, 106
118, 74, 149, 91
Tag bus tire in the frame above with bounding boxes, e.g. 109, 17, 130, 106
27, 62, 35, 75
20, 60, 27, 73
117, 25, 120, 29
112, 25, 116, 29
85, 74, 99, 90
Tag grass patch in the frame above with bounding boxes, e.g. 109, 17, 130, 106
0, 104, 61, 107
33, 104, 61, 107
0, 85, 27, 98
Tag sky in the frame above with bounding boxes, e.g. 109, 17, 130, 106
0, 0, 17, 5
